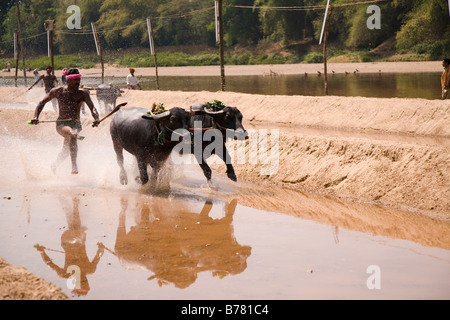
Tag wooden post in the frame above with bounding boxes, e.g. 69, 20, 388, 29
91, 22, 104, 84
44, 20, 55, 75
147, 17, 159, 90
14, 32, 18, 87
15, 0, 27, 86
217, 0, 225, 91
323, 6, 333, 95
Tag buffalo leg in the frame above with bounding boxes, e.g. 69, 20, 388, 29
112, 138, 128, 185
223, 145, 237, 181
195, 153, 212, 183
136, 156, 149, 185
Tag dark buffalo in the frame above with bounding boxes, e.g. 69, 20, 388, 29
188, 104, 248, 183
110, 107, 190, 185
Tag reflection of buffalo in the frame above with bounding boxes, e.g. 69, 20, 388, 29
114, 198, 251, 289
96, 84, 122, 114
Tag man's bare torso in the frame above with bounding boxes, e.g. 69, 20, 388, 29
53, 87, 90, 121
43, 74, 57, 90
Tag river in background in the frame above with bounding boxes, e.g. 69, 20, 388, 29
0, 72, 443, 100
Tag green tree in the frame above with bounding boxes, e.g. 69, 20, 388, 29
1, 0, 56, 55
54, 0, 103, 54
256, 0, 314, 44
395, 0, 450, 59
96, 0, 160, 49
223, 0, 261, 47
345, 2, 397, 50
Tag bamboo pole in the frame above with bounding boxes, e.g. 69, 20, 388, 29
323, 6, 333, 95
217, 0, 226, 91
91, 22, 104, 84
15, 0, 27, 86
147, 17, 159, 90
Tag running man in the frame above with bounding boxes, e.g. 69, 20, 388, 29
28, 65, 59, 111
30, 68, 100, 175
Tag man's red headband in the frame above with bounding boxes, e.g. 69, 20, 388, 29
66, 74, 82, 81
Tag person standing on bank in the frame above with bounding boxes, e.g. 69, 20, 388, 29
126, 68, 141, 90
62, 68, 68, 85
441, 58, 450, 99
28, 65, 59, 111
30, 69, 100, 175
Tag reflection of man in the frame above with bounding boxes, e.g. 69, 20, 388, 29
30, 68, 100, 175
34, 197, 104, 296
441, 58, 450, 99
28, 66, 59, 111
126, 68, 141, 90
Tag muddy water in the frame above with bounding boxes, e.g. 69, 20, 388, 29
0, 72, 443, 99
0, 131, 449, 300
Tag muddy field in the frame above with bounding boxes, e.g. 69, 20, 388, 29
0, 73, 449, 299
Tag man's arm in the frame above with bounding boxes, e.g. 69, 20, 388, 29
30, 89, 57, 124
82, 90, 100, 127
445, 71, 450, 88
28, 75, 43, 91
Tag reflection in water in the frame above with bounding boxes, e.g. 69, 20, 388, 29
33, 195, 251, 294
34, 197, 104, 296
114, 197, 251, 289
142, 73, 442, 99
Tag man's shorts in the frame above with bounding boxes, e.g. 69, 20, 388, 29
56, 119, 82, 132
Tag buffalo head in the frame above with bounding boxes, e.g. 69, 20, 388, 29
191, 104, 248, 140
143, 107, 191, 136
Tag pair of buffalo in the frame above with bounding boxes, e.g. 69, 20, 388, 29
110, 104, 247, 187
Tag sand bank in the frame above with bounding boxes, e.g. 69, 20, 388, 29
0, 61, 443, 78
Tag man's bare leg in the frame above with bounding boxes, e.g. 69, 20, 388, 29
51, 138, 69, 174
55, 125, 79, 174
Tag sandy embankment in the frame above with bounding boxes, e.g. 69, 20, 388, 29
0, 257, 68, 300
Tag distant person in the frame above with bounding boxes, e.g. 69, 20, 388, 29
7, 62, 10, 72
62, 68, 68, 85
28, 65, 59, 111
29, 68, 100, 175
126, 68, 141, 90
441, 58, 450, 99
33, 69, 42, 87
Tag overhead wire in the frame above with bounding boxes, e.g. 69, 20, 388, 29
230, 0, 387, 11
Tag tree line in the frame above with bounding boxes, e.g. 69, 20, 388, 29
0, 0, 449, 61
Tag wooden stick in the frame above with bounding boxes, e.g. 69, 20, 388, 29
96, 102, 127, 125
27, 119, 72, 124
